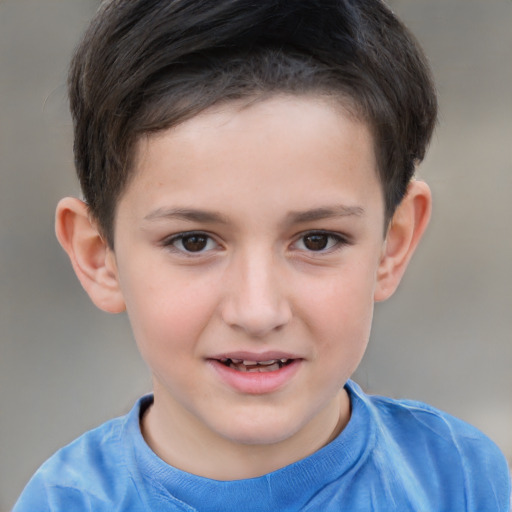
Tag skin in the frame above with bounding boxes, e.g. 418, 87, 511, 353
56, 94, 431, 480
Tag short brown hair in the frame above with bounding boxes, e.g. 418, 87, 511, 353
69, 0, 437, 247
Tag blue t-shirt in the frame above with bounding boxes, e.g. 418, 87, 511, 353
13, 380, 510, 511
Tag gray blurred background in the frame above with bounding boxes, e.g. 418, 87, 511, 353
1, 1, 511, 509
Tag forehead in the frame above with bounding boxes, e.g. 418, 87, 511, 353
137, 93, 374, 158
122, 94, 383, 224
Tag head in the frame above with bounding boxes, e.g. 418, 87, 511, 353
56, 0, 437, 477
68, 0, 436, 247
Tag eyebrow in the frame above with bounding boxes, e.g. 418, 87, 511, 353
143, 204, 364, 225
287, 205, 365, 223
143, 207, 229, 224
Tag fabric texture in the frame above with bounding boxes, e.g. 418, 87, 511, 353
13, 380, 511, 511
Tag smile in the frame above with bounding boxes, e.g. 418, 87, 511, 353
218, 358, 293, 372
208, 355, 302, 394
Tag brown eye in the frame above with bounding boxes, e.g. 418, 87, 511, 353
302, 233, 329, 251
165, 232, 219, 255
293, 231, 347, 253
180, 234, 209, 252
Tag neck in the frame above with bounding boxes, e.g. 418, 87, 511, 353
140, 384, 350, 480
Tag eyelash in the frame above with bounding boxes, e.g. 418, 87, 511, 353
162, 231, 220, 255
291, 230, 350, 254
162, 230, 350, 256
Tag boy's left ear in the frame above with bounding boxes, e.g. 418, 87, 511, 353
374, 180, 432, 302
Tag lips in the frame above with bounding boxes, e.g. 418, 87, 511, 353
207, 352, 302, 394
218, 358, 293, 372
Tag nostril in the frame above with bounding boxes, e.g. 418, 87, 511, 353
219, 265, 292, 336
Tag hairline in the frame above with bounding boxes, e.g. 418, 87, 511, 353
105, 90, 388, 248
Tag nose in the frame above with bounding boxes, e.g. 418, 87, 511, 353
220, 250, 292, 338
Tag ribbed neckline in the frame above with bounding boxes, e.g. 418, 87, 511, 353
122, 380, 375, 512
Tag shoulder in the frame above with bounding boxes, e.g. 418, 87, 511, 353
12, 397, 149, 512
369, 389, 505, 460
347, 381, 511, 511
348, 380, 505, 456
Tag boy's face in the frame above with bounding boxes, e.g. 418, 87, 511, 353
111, 95, 387, 448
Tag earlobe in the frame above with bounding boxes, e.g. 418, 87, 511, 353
374, 180, 432, 302
55, 197, 126, 313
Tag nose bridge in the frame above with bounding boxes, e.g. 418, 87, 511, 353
221, 245, 291, 336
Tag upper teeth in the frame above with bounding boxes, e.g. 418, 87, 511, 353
232, 358, 289, 365
219, 358, 291, 368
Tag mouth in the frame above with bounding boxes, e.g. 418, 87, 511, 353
208, 353, 302, 394
217, 358, 295, 373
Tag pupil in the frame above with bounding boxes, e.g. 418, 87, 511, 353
304, 234, 328, 251
182, 235, 207, 252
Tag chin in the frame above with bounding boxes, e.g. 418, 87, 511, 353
214, 414, 303, 447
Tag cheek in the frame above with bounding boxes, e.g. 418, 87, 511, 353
121, 268, 220, 359
304, 265, 376, 362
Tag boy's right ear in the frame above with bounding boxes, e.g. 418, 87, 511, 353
55, 198, 126, 314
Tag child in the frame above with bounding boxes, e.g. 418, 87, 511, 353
13, 0, 510, 510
